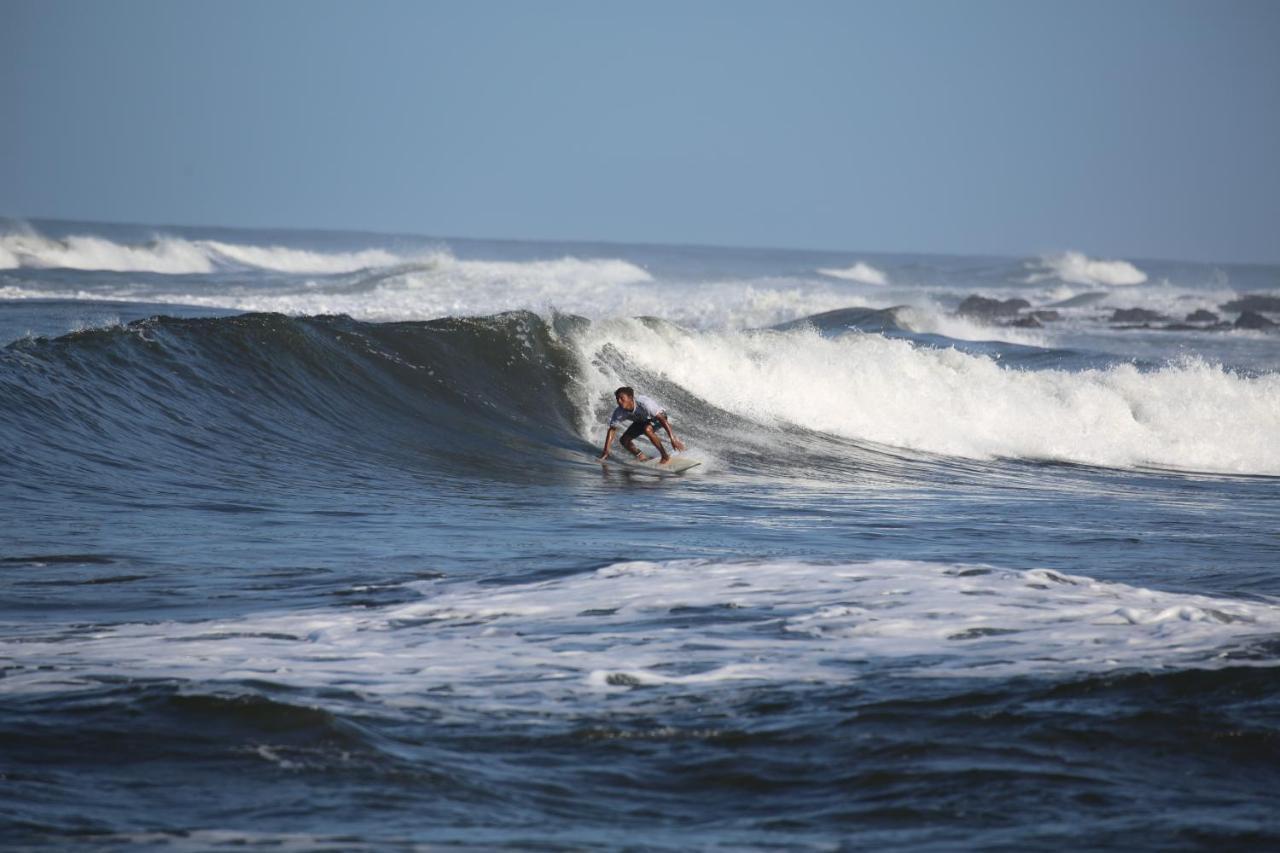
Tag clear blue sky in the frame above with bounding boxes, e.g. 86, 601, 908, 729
3, 0, 1278, 262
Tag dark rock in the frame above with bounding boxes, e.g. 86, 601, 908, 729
958, 295, 1031, 319
1221, 294, 1280, 314
1185, 309, 1219, 323
1028, 310, 1061, 322
1109, 308, 1166, 323
1156, 322, 1227, 333
1011, 316, 1042, 328
1235, 310, 1277, 330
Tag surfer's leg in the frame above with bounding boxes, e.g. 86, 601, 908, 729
620, 421, 649, 460
643, 424, 671, 463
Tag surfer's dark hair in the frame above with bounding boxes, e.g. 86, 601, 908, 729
615, 386, 634, 400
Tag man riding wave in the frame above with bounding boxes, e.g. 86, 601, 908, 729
597, 386, 685, 466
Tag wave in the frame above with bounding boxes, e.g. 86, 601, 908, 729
817, 261, 889, 286
5, 558, 1277, 704
0, 229, 408, 274
5, 310, 1278, 479
1025, 251, 1148, 287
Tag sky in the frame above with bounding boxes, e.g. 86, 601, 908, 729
2, 0, 1278, 263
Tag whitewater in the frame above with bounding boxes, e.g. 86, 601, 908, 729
2, 219, 1279, 850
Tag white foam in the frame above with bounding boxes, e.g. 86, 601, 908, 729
3, 560, 1276, 711
567, 321, 1280, 475
201, 240, 403, 274
1026, 251, 1148, 287
817, 261, 889, 286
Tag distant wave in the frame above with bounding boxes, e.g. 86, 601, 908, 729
1, 256, 876, 331
817, 261, 889, 286
0, 229, 406, 274
1025, 251, 1147, 287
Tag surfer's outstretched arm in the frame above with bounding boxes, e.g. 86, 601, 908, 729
656, 413, 686, 452
597, 426, 618, 461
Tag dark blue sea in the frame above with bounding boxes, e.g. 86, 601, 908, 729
2, 219, 1279, 850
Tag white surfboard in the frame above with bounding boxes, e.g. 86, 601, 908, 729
606, 454, 702, 473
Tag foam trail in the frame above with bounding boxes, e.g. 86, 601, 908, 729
817, 261, 889, 286
1026, 251, 1148, 286
3, 560, 1277, 708
571, 321, 1280, 475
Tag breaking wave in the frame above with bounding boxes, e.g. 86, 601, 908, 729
572, 318, 1280, 475
0, 230, 407, 274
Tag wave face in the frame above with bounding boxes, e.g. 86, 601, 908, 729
1, 312, 593, 490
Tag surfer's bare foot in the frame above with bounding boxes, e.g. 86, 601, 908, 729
633, 453, 649, 462
658, 456, 673, 466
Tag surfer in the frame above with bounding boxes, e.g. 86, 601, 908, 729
597, 386, 686, 465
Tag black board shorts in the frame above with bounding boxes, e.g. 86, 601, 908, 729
620, 417, 662, 444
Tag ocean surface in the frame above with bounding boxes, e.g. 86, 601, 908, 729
2, 219, 1279, 850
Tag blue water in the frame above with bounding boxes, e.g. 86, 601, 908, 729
2, 219, 1279, 849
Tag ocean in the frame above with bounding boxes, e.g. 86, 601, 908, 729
2, 219, 1278, 850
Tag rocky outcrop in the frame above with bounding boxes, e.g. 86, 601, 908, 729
958, 295, 1031, 319
1109, 308, 1166, 323
1221, 294, 1280, 314
1185, 309, 1219, 323
1235, 310, 1277, 330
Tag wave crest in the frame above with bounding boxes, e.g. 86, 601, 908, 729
1026, 251, 1148, 287
0, 229, 409, 274
817, 261, 889, 286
